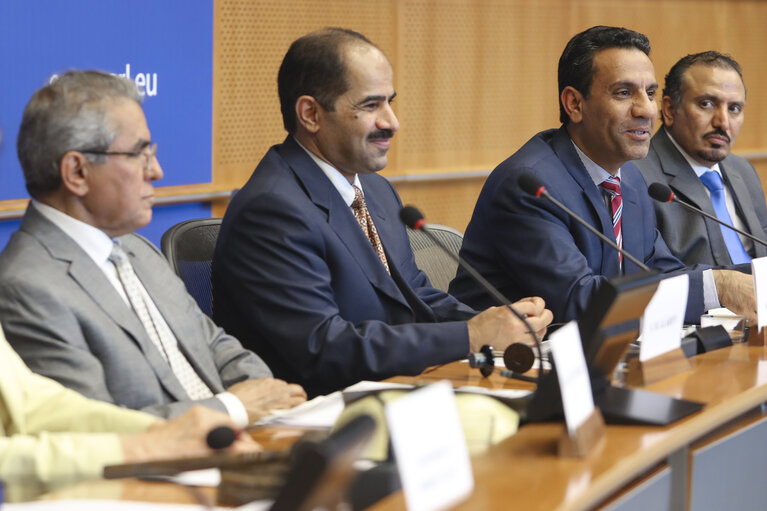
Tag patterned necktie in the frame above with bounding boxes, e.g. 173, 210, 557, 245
699, 170, 751, 264
351, 185, 390, 274
109, 242, 213, 400
600, 176, 623, 269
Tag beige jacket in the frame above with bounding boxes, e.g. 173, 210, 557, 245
0, 326, 156, 487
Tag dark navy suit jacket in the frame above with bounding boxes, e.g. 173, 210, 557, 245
212, 136, 475, 397
450, 127, 707, 324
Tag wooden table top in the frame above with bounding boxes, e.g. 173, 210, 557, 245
35, 344, 767, 510
374, 343, 767, 511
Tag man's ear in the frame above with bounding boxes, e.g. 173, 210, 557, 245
295, 95, 322, 134
561, 86, 584, 124
660, 96, 676, 128
59, 151, 90, 197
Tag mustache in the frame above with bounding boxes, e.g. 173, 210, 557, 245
703, 129, 730, 143
368, 129, 394, 140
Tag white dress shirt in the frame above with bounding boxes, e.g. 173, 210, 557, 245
294, 136, 364, 204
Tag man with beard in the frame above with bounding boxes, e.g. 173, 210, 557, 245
635, 51, 767, 265
212, 27, 552, 397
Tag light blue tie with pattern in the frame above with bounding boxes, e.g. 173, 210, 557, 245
699, 170, 751, 264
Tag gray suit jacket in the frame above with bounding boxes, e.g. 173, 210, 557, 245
0, 204, 271, 418
635, 126, 767, 266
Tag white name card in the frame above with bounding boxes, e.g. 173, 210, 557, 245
548, 321, 595, 435
639, 274, 689, 361
753, 257, 767, 330
385, 381, 474, 511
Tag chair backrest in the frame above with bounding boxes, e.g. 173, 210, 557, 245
406, 223, 464, 292
161, 218, 222, 317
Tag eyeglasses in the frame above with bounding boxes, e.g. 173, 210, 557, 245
79, 143, 158, 174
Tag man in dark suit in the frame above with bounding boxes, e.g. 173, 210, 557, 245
449, 26, 755, 324
0, 71, 305, 422
212, 28, 552, 397
635, 52, 767, 266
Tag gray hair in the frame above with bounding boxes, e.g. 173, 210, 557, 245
17, 70, 141, 198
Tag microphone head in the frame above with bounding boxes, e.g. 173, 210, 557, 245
648, 182, 674, 203
503, 342, 535, 373
518, 174, 546, 197
206, 425, 237, 450
400, 205, 426, 230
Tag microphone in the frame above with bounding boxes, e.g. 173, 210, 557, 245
648, 182, 767, 249
207, 425, 240, 450
518, 174, 651, 272
399, 206, 543, 381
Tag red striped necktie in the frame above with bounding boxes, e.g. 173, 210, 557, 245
600, 176, 623, 269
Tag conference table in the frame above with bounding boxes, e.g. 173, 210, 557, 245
33, 341, 767, 510
374, 342, 767, 510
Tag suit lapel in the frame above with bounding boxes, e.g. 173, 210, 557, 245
654, 128, 733, 264
722, 162, 767, 258
278, 138, 411, 308
619, 173, 644, 272
22, 205, 192, 401
22, 205, 150, 347
125, 240, 224, 394
551, 128, 621, 276
655, 129, 714, 213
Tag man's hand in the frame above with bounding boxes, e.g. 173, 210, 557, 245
121, 406, 259, 463
227, 378, 307, 423
466, 296, 553, 352
713, 269, 756, 325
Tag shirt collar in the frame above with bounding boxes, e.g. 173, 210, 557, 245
666, 131, 722, 178
571, 141, 622, 186
32, 200, 115, 266
293, 136, 362, 206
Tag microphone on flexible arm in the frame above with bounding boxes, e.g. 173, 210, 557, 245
517, 174, 652, 272
399, 206, 544, 383
648, 182, 767, 249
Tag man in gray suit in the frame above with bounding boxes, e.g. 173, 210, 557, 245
636, 51, 767, 266
0, 70, 306, 423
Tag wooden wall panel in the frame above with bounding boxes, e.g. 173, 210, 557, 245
210, 0, 767, 230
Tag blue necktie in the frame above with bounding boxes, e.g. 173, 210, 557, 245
699, 170, 751, 264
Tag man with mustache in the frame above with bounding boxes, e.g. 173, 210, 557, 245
450, 26, 755, 325
212, 27, 552, 397
635, 52, 767, 266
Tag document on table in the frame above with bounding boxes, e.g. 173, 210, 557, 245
251, 379, 530, 429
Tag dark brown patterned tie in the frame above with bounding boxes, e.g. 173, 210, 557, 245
351, 185, 390, 274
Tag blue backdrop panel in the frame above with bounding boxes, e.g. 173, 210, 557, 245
0, 0, 213, 200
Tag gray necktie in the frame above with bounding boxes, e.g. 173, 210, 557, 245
109, 242, 213, 400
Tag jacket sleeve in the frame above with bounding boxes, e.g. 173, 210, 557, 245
0, 330, 156, 484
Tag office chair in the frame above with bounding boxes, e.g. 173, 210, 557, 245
161, 218, 222, 317
406, 223, 464, 292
